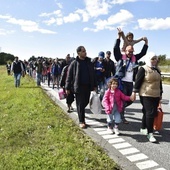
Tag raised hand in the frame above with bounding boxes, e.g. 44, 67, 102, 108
143, 37, 148, 45
117, 28, 123, 38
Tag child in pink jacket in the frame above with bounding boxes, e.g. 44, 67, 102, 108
102, 78, 135, 135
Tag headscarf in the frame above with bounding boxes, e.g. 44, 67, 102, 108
145, 52, 158, 67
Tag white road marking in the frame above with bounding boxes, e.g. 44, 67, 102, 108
136, 160, 159, 169
97, 130, 113, 135
119, 147, 140, 155
93, 128, 107, 131
108, 138, 125, 144
113, 142, 132, 149
102, 134, 119, 139
126, 153, 148, 162
85, 120, 102, 125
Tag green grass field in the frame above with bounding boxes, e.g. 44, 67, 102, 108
0, 66, 120, 170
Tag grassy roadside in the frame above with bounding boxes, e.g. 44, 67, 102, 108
0, 66, 120, 170
158, 65, 170, 85
162, 77, 170, 85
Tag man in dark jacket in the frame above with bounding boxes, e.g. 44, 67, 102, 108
104, 51, 116, 79
114, 28, 148, 124
11, 56, 24, 87
65, 46, 97, 128
34, 58, 43, 86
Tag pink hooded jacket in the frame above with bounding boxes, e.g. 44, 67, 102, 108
102, 88, 131, 114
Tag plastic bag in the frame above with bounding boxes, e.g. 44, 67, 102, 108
89, 91, 102, 114
58, 88, 66, 100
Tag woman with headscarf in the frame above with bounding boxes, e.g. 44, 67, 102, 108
133, 53, 163, 143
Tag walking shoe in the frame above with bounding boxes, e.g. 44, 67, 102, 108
147, 133, 157, 143
107, 127, 113, 134
140, 128, 148, 135
67, 109, 71, 113
79, 123, 86, 129
114, 128, 120, 135
122, 119, 129, 124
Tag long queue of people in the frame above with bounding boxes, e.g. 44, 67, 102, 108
7, 54, 72, 88
8, 29, 163, 143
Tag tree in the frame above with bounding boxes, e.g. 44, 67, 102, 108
0, 52, 15, 65
158, 54, 166, 65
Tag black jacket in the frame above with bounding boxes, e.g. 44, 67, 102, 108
103, 58, 115, 78
11, 61, 23, 74
65, 56, 97, 93
59, 65, 69, 87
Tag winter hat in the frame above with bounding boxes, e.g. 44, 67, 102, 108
98, 51, 105, 59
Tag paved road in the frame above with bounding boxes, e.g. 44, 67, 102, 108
41, 83, 170, 170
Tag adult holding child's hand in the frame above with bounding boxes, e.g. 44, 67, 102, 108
113, 28, 148, 124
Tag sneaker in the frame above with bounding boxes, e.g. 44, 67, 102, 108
147, 133, 157, 143
154, 130, 160, 134
79, 123, 86, 129
140, 128, 148, 135
114, 128, 120, 135
107, 127, 113, 134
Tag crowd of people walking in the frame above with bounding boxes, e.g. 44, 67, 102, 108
8, 29, 163, 143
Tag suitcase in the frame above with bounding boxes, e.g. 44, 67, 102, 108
153, 106, 163, 131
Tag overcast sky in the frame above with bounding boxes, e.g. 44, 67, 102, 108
0, 0, 170, 61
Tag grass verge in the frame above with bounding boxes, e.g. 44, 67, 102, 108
162, 77, 170, 85
0, 66, 120, 170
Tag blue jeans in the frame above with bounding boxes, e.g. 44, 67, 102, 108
14, 73, 21, 87
107, 104, 121, 128
36, 73, 42, 86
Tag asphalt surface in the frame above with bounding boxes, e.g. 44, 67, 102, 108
41, 82, 170, 170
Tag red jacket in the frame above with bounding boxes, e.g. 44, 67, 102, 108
102, 88, 131, 114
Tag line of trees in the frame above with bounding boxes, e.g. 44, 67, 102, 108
0, 52, 15, 65
0, 52, 38, 65
0, 52, 169, 65
157, 54, 170, 65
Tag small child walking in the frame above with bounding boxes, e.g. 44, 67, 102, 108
102, 78, 135, 135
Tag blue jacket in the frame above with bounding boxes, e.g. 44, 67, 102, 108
51, 64, 58, 76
